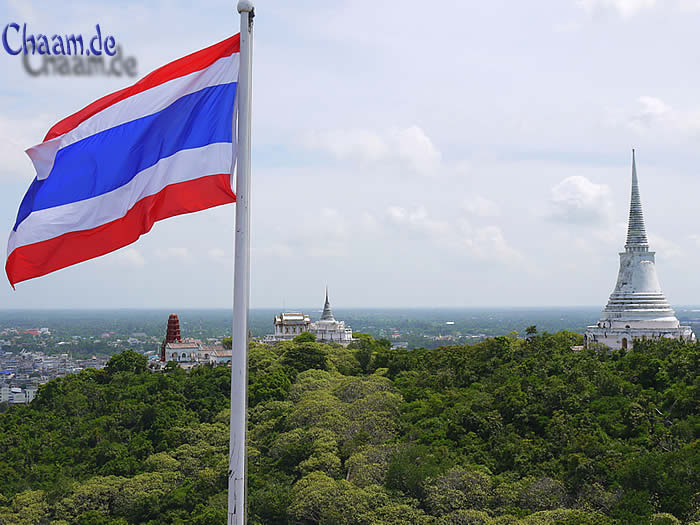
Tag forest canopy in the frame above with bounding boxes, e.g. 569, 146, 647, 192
0, 331, 698, 524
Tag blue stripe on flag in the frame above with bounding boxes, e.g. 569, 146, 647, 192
14, 82, 237, 232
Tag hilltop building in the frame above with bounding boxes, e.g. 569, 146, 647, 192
262, 313, 312, 344
0, 385, 37, 404
309, 289, 354, 346
262, 289, 355, 346
584, 151, 695, 350
159, 314, 228, 366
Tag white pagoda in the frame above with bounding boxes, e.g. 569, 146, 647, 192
309, 289, 354, 346
584, 151, 695, 350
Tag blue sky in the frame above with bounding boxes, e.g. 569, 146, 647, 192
2, 0, 700, 309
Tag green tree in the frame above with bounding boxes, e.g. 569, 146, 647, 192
424, 466, 493, 515
282, 342, 329, 374
294, 332, 316, 343
105, 350, 147, 374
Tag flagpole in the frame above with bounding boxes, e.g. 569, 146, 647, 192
229, 1, 254, 524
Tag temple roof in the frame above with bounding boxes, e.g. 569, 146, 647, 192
165, 342, 200, 350
320, 287, 335, 321
274, 313, 310, 325
625, 149, 649, 251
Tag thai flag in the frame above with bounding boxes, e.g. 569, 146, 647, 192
6, 35, 240, 288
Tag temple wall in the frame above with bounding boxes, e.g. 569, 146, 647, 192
584, 326, 695, 350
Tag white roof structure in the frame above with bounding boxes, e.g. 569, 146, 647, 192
274, 313, 311, 325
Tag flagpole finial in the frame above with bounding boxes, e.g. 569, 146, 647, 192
237, 0, 254, 12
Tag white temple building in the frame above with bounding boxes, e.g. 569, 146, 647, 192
262, 290, 355, 346
309, 289, 354, 346
262, 313, 312, 344
584, 151, 695, 350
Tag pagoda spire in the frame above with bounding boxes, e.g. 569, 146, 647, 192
584, 150, 696, 350
625, 149, 649, 251
321, 287, 335, 321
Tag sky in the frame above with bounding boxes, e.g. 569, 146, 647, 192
2, 0, 700, 310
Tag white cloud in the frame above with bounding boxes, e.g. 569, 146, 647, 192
359, 211, 378, 231
628, 96, 673, 130
303, 208, 350, 257
308, 242, 348, 258
463, 195, 501, 218
317, 207, 348, 240
595, 221, 627, 245
547, 176, 613, 225
392, 126, 441, 176
605, 96, 700, 143
577, 0, 700, 16
385, 205, 521, 263
463, 225, 523, 263
576, 0, 656, 17
108, 248, 146, 268
678, 0, 700, 10
207, 248, 226, 262
253, 207, 353, 261
625, 96, 700, 137
154, 247, 192, 261
386, 206, 450, 236
648, 233, 683, 259
7, 0, 38, 21
254, 243, 295, 259
303, 129, 388, 163
303, 125, 441, 176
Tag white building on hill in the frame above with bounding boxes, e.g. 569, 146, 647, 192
263, 313, 311, 344
309, 289, 354, 346
584, 151, 695, 350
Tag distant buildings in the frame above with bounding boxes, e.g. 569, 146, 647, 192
0, 385, 37, 404
0, 349, 107, 405
163, 341, 208, 364
263, 289, 355, 346
158, 314, 228, 368
262, 313, 312, 344
585, 152, 695, 350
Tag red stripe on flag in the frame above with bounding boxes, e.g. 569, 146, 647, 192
6, 174, 235, 288
44, 34, 241, 142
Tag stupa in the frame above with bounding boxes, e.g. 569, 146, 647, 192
309, 288, 354, 345
584, 151, 695, 350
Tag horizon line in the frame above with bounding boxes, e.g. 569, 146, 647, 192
5, 304, 700, 311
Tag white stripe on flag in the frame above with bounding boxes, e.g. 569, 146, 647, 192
27, 53, 240, 181
9, 142, 233, 254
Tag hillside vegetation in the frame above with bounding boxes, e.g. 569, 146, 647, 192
0, 330, 698, 524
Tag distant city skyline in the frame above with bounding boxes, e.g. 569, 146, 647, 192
3, 1, 700, 309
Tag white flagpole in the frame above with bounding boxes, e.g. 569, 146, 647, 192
229, 1, 254, 524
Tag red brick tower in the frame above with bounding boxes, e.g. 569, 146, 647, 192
160, 314, 182, 361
